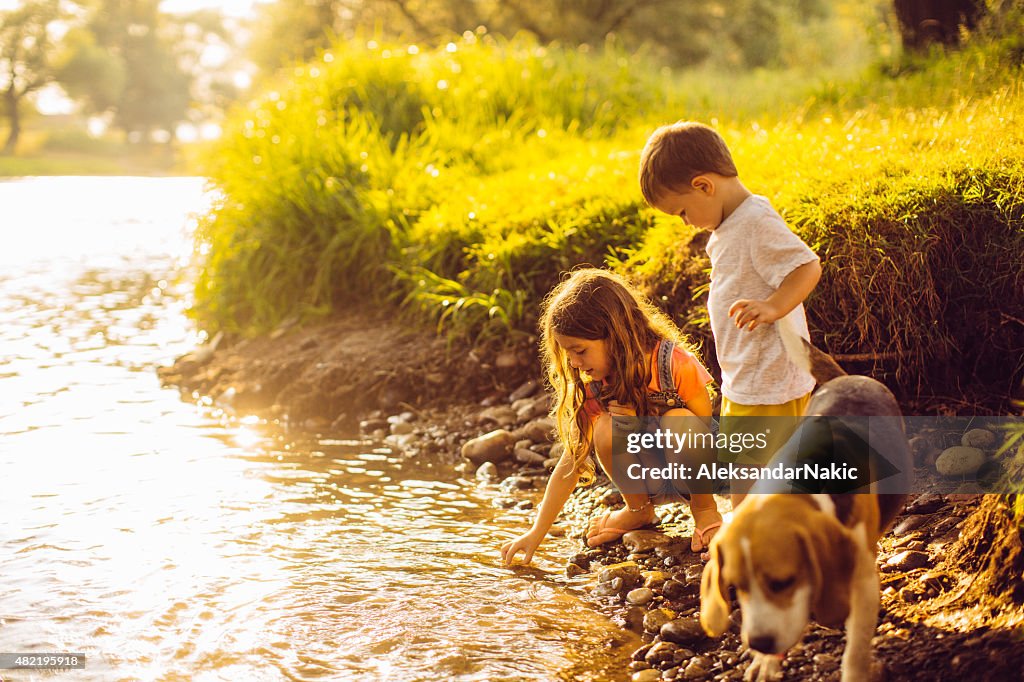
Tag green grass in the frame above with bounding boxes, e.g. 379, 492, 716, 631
191, 28, 1024, 404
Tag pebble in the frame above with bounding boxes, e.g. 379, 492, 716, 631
566, 563, 587, 578
627, 588, 655, 605
514, 448, 547, 465
961, 428, 997, 449
909, 435, 940, 466
886, 550, 930, 571
643, 608, 676, 633
598, 562, 641, 585
511, 397, 535, 414
625, 606, 647, 633
495, 350, 519, 369
359, 417, 387, 434
919, 570, 952, 590
662, 579, 686, 600
500, 475, 533, 491
517, 396, 549, 421
660, 618, 707, 646
905, 493, 945, 515
461, 429, 515, 464
644, 641, 680, 666
631, 670, 661, 682
684, 564, 704, 582
931, 516, 962, 535
892, 515, 929, 535
642, 570, 672, 589
682, 656, 712, 680
655, 542, 687, 558
569, 552, 591, 569
812, 653, 839, 671
520, 417, 556, 443
623, 530, 673, 553
475, 461, 498, 480
935, 446, 985, 477
478, 405, 518, 427
899, 586, 923, 603
509, 379, 539, 402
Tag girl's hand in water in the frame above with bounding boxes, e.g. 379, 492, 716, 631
501, 529, 545, 566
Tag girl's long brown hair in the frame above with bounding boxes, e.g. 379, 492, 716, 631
539, 268, 705, 485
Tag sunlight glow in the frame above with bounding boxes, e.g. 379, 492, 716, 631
160, 0, 266, 18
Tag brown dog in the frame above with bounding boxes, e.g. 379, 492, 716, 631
700, 330, 910, 681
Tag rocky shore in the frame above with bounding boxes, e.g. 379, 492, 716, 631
160, 314, 1024, 681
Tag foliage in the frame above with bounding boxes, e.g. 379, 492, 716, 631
57, 0, 205, 139
194, 25, 1024, 407
0, 0, 61, 154
193, 34, 671, 332
250, 0, 861, 72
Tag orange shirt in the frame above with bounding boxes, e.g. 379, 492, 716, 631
583, 340, 714, 420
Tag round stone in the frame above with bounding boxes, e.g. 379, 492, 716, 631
627, 587, 655, 605
935, 446, 986, 478
961, 428, 997, 449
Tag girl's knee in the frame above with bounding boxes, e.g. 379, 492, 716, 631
592, 414, 613, 459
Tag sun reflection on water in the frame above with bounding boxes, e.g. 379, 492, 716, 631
0, 177, 637, 681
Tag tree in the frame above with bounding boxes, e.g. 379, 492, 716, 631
893, 0, 984, 51
0, 0, 61, 154
56, 26, 126, 115
59, 0, 190, 141
249, 0, 347, 72
248, 0, 834, 73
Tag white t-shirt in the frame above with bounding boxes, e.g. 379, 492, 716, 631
705, 195, 818, 404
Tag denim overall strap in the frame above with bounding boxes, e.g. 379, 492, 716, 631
650, 340, 684, 409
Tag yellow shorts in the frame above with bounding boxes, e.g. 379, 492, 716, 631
719, 392, 812, 467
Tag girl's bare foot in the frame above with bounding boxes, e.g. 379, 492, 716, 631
690, 504, 723, 553
586, 504, 657, 547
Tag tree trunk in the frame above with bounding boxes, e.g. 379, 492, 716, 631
893, 0, 984, 52
2, 86, 20, 155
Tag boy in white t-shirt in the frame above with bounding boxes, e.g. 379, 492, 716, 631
638, 121, 822, 508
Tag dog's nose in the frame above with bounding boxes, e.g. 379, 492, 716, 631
749, 635, 777, 653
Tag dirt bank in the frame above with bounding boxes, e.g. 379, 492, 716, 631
158, 312, 1024, 681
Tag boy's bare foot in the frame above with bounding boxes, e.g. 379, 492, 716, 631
586, 505, 657, 547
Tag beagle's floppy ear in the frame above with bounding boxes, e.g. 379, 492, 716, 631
700, 535, 731, 637
798, 521, 855, 628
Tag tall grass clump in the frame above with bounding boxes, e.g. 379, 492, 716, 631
193, 33, 671, 333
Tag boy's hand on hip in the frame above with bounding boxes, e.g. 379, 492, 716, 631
729, 299, 782, 331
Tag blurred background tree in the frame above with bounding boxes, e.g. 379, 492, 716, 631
2, 0, 1010, 163
249, 0, 843, 72
893, 0, 982, 50
1, 0, 61, 154
59, 0, 190, 142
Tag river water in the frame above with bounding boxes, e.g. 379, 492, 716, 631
0, 177, 636, 681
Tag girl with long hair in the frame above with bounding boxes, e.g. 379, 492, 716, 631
501, 268, 723, 566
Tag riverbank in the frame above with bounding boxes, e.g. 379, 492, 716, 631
160, 311, 1024, 681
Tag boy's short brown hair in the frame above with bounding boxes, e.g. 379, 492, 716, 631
639, 121, 738, 205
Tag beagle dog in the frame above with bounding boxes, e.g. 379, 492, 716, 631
700, 331, 911, 681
